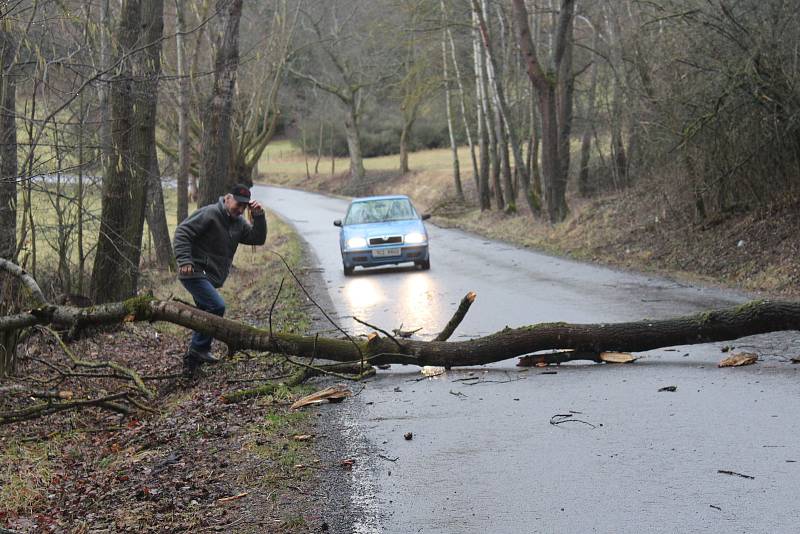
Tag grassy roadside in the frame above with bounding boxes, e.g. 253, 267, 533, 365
259, 139, 800, 299
1, 214, 329, 533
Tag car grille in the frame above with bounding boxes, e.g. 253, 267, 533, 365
369, 235, 402, 246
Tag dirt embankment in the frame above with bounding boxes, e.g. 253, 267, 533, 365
267, 165, 800, 299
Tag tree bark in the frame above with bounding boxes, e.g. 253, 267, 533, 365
343, 98, 366, 184
199, 0, 243, 206
399, 114, 414, 174
145, 144, 175, 271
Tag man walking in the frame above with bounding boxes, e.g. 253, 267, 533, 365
173, 184, 267, 374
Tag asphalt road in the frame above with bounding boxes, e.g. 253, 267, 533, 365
255, 185, 800, 534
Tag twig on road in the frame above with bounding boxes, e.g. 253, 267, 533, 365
549, 413, 597, 429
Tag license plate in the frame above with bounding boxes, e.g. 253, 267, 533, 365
372, 247, 401, 257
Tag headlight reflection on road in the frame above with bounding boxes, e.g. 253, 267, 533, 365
343, 277, 383, 317
398, 273, 436, 335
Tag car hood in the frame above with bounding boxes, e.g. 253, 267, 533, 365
342, 219, 426, 240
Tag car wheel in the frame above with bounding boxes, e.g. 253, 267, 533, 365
416, 259, 430, 270
343, 264, 355, 276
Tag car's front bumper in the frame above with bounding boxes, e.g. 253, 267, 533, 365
342, 245, 429, 268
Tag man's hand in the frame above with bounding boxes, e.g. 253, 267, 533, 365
179, 264, 194, 275
249, 200, 264, 216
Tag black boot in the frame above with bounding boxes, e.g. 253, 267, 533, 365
182, 350, 202, 378
189, 347, 220, 364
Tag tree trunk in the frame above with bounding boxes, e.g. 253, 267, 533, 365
605, 5, 628, 189
447, 27, 479, 195
175, 0, 190, 223
315, 120, 323, 174
0, 22, 16, 263
399, 117, 412, 174
0, 21, 18, 377
99, 0, 112, 180
578, 31, 600, 197
199, 0, 243, 206
145, 144, 175, 271
473, 11, 491, 210
441, 6, 464, 201
528, 90, 542, 213
92, 0, 164, 303
480, 52, 503, 211
556, 12, 574, 199
343, 100, 366, 185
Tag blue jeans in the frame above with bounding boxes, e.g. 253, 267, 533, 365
180, 277, 225, 353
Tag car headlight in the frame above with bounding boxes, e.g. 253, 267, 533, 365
404, 232, 427, 244
346, 236, 367, 249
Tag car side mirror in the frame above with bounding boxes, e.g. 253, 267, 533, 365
421, 213, 431, 221
333, 219, 342, 227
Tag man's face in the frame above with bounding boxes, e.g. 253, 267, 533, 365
224, 194, 249, 217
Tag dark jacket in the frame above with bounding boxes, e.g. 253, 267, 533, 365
173, 197, 267, 287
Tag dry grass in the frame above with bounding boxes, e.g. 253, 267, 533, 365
0, 437, 60, 516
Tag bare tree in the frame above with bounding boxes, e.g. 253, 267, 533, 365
512, 0, 575, 223
394, 0, 440, 175
229, 0, 298, 186
473, 0, 540, 215
290, 1, 396, 187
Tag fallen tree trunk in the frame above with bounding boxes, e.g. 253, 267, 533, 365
3, 296, 799, 367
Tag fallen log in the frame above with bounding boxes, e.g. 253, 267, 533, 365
3, 295, 799, 367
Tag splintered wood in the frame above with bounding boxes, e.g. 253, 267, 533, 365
290, 385, 352, 409
719, 352, 758, 367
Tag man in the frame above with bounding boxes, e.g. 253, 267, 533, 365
173, 184, 267, 374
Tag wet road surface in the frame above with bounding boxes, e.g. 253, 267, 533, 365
256, 185, 800, 533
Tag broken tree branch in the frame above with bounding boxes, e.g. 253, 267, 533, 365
435, 291, 476, 341
1, 294, 799, 368
39, 326, 155, 398
0, 257, 47, 306
0, 392, 131, 424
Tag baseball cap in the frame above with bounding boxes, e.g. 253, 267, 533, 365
230, 184, 251, 204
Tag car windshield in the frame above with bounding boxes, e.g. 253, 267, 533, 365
344, 198, 416, 225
